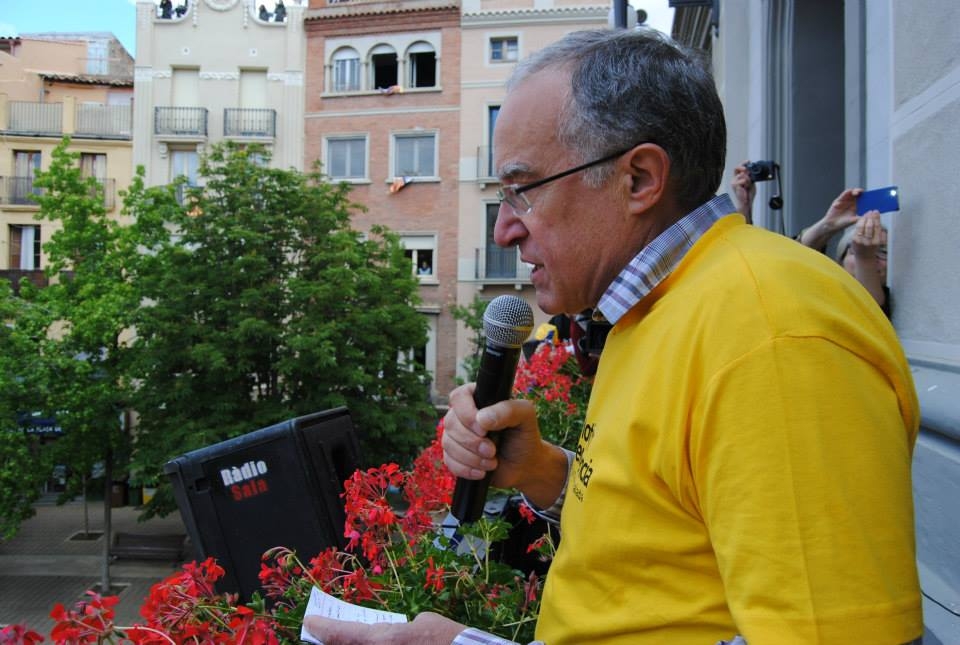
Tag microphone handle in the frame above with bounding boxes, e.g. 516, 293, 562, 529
450, 342, 522, 523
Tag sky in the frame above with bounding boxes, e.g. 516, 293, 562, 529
0, 0, 139, 55
0, 0, 673, 60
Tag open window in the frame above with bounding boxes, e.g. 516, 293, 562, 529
407, 42, 436, 88
401, 234, 437, 280
370, 45, 398, 91
9, 224, 41, 270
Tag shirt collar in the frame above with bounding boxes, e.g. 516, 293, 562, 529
596, 193, 737, 325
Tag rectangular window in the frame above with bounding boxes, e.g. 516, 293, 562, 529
409, 51, 436, 88
485, 106, 500, 177
171, 149, 199, 203
394, 133, 436, 178
172, 68, 199, 106
485, 203, 516, 278
327, 137, 366, 180
86, 40, 108, 75
80, 153, 107, 180
12, 150, 41, 204
490, 37, 518, 63
239, 70, 268, 109
9, 224, 41, 271
372, 52, 398, 90
80, 152, 111, 207
401, 234, 437, 280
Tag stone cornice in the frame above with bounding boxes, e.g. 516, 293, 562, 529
461, 6, 608, 26
305, 0, 459, 21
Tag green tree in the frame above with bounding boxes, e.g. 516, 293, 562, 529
450, 295, 489, 383
126, 142, 434, 516
0, 281, 54, 539
24, 139, 142, 592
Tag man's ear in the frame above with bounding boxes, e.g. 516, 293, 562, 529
622, 143, 670, 215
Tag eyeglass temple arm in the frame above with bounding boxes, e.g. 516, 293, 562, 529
513, 146, 636, 196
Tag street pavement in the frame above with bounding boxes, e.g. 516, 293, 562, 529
0, 493, 191, 636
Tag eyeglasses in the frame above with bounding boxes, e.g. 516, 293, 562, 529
496, 143, 645, 215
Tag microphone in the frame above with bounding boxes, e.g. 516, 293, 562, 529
451, 294, 534, 524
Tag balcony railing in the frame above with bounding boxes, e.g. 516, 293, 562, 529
7, 101, 63, 136
0, 176, 44, 206
0, 270, 48, 295
474, 246, 532, 282
174, 183, 201, 205
476, 145, 497, 180
76, 104, 132, 138
224, 108, 276, 138
0, 177, 115, 208
154, 107, 208, 136
3, 101, 132, 139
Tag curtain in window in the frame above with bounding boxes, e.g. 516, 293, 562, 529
333, 49, 361, 92
329, 138, 365, 178
396, 135, 435, 177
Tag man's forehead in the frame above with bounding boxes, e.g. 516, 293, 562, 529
493, 83, 568, 178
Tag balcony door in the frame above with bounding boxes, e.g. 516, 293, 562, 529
240, 70, 267, 108
485, 203, 516, 278
9, 225, 41, 270
13, 151, 41, 204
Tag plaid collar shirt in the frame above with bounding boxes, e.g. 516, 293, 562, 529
597, 193, 736, 325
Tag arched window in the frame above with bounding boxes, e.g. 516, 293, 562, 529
407, 42, 436, 88
332, 47, 360, 92
369, 44, 398, 91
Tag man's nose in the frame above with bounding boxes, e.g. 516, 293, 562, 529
493, 202, 528, 249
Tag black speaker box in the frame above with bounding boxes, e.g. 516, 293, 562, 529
163, 407, 360, 600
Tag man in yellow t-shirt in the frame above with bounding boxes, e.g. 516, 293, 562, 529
305, 28, 922, 645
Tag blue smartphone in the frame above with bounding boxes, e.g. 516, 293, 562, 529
856, 186, 900, 215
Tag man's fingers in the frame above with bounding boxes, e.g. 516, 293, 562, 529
442, 433, 497, 479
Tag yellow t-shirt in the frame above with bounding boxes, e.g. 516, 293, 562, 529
536, 215, 921, 645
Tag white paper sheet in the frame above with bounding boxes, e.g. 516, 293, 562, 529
299, 586, 408, 644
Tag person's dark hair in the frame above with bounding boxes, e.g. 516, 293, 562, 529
507, 28, 726, 213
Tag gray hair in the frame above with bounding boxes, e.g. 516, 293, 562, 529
507, 28, 726, 212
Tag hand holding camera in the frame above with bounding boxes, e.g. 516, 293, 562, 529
732, 159, 784, 217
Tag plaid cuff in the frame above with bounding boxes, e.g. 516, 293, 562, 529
452, 627, 520, 644
519, 448, 574, 525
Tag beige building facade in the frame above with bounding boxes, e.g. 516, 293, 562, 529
132, 0, 306, 191
0, 35, 134, 289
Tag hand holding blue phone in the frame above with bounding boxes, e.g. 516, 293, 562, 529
856, 186, 900, 216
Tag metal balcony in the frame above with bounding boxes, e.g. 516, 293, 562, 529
76, 104, 132, 139
6, 101, 63, 136
476, 145, 497, 181
223, 108, 276, 138
0, 176, 44, 206
0, 177, 115, 208
0, 270, 48, 295
474, 246, 532, 282
154, 107, 208, 137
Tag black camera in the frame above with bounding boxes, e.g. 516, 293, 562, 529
745, 160, 777, 183
743, 159, 783, 210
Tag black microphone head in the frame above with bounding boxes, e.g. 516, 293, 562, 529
483, 295, 535, 349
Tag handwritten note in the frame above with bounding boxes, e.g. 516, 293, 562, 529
299, 586, 408, 644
